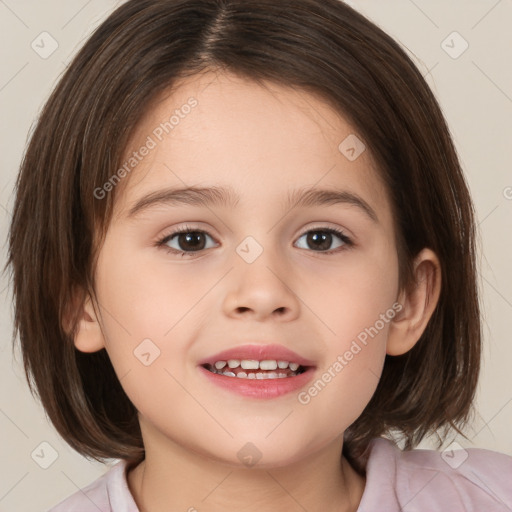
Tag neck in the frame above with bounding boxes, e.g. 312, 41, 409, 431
127, 422, 366, 512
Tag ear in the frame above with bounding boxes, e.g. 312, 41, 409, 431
63, 289, 106, 353
386, 248, 441, 356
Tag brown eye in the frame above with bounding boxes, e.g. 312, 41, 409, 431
170, 231, 207, 252
295, 228, 352, 253
156, 226, 217, 256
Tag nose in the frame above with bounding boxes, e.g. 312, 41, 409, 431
222, 245, 301, 322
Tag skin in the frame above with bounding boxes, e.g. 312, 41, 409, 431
72, 70, 441, 512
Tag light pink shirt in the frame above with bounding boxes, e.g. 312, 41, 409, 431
47, 437, 512, 511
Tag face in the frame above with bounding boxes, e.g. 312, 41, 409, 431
88, 70, 401, 467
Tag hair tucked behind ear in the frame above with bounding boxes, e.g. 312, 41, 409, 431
6, 0, 480, 470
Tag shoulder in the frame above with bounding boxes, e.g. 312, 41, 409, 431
358, 437, 512, 512
46, 460, 139, 512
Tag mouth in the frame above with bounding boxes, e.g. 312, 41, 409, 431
197, 344, 316, 399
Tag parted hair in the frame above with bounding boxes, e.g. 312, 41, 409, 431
5, 0, 481, 472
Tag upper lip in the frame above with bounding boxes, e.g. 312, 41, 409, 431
198, 343, 316, 367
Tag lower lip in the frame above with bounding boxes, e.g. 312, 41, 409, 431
198, 365, 316, 399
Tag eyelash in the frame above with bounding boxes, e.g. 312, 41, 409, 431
154, 224, 354, 258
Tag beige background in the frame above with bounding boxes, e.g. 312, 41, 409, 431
0, 1, 511, 510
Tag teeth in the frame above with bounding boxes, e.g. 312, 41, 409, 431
240, 360, 259, 370
226, 371, 292, 379
210, 369, 300, 379
206, 358, 308, 379
213, 359, 301, 371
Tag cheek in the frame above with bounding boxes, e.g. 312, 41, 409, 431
298, 236, 399, 341
94, 230, 207, 340
294, 242, 398, 421
92, 234, 208, 391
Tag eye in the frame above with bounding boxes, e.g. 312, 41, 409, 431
295, 227, 353, 254
155, 225, 353, 258
155, 225, 217, 257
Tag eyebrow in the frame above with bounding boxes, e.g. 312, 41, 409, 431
126, 185, 378, 223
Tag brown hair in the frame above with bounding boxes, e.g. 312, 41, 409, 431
5, 0, 481, 472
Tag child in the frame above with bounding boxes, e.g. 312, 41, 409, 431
6, 0, 511, 511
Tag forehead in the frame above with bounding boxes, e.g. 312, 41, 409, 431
113, 69, 391, 225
